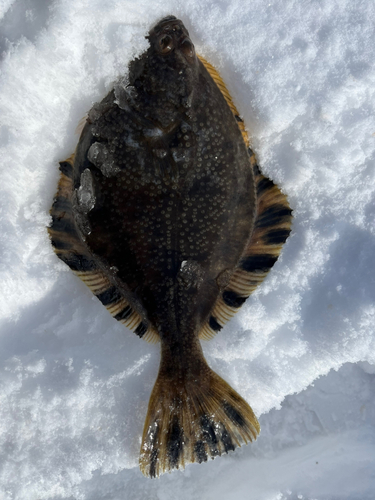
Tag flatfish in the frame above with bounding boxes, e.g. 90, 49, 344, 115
48, 15, 292, 477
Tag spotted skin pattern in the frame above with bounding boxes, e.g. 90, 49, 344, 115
49, 16, 292, 477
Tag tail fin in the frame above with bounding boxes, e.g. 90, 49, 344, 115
139, 353, 260, 477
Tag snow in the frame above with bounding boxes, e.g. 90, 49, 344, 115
0, 0, 374, 498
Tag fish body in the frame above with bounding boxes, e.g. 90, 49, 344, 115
49, 16, 292, 477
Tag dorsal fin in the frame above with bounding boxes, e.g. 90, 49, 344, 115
198, 56, 293, 341
75, 115, 88, 136
48, 155, 160, 344
198, 55, 249, 148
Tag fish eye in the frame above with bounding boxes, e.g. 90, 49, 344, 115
159, 35, 173, 54
181, 39, 194, 58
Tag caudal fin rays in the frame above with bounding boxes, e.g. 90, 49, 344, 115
140, 361, 260, 478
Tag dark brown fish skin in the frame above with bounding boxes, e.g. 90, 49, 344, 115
48, 17, 294, 474
74, 17, 255, 356
65, 16, 262, 476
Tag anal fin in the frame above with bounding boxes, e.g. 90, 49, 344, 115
200, 158, 292, 340
197, 56, 293, 340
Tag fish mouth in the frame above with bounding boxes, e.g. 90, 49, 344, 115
149, 16, 196, 61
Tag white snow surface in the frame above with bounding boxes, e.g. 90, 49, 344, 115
1, 0, 375, 498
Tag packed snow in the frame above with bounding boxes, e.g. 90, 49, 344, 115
0, 0, 374, 499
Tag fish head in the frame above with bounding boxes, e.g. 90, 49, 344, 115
148, 16, 196, 64
126, 16, 200, 126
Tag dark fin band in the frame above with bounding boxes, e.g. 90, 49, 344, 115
96, 286, 122, 306
59, 253, 96, 272
59, 160, 73, 178
50, 214, 77, 235
257, 177, 275, 196
256, 204, 293, 229
222, 290, 247, 308
114, 305, 132, 321
264, 228, 292, 245
200, 414, 219, 455
209, 316, 222, 332
240, 254, 278, 273
194, 441, 208, 463
51, 238, 72, 251
135, 321, 148, 338
167, 415, 184, 469
51, 195, 72, 213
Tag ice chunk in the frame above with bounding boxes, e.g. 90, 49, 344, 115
153, 148, 167, 159
177, 260, 204, 288
144, 127, 163, 138
172, 149, 186, 162
77, 169, 95, 213
88, 142, 120, 177
114, 80, 136, 111
73, 169, 96, 236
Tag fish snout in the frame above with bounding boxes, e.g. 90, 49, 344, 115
151, 17, 195, 59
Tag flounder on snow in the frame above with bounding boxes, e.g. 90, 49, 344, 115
48, 16, 292, 477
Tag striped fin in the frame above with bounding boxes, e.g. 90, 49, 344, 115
48, 155, 159, 343
139, 344, 259, 477
200, 164, 292, 340
198, 56, 292, 340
